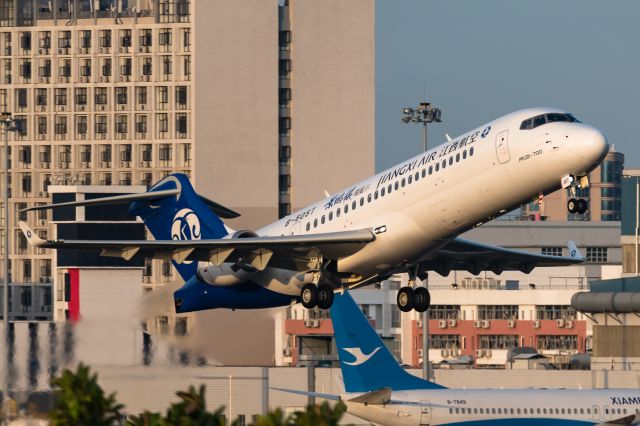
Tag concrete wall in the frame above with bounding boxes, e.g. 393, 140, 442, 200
193, 1, 279, 230
289, 0, 375, 211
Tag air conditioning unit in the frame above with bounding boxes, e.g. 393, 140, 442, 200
533, 320, 541, 329
283, 347, 292, 357
450, 349, 459, 357
309, 319, 319, 328
40, 162, 50, 168
475, 349, 484, 358
38, 219, 46, 226
556, 319, 565, 328
78, 105, 85, 111
485, 350, 492, 358
100, 161, 107, 168
142, 161, 150, 168
140, 104, 146, 110
59, 162, 68, 169
416, 320, 422, 328
474, 320, 482, 328
99, 47, 105, 53
448, 319, 457, 327
120, 161, 130, 168
441, 349, 449, 357
417, 349, 423, 357
81, 162, 89, 168
481, 320, 490, 329
39, 134, 46, 140
508, 320, 516, 328
566, 320, 574, 329
438, 320, 447, 329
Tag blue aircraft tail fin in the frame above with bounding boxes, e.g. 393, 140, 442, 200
330, 291, 446, 392
129, 173, 233, 281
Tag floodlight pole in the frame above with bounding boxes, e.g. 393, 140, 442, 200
1, 112, 14, 411
401, 102, 442, 382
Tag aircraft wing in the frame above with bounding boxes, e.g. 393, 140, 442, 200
18, 221, 374, 270
423, 237, 584, 276
596, 413, 640, 425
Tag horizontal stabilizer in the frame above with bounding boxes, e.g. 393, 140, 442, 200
19, 189, 179, 212
270, 387, 341, 401
348, 387, 391, 405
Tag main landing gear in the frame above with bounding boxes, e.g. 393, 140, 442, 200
397, 266, 431, 312
397, 286, 430, 312
301, 283, 334, 310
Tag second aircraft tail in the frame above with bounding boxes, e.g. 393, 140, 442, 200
330, 291, 446, 393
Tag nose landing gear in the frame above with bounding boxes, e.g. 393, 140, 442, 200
562, 174, 589, 215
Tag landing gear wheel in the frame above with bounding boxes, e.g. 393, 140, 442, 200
576, 198, 587, 214
413, 287, 431, 313
317, 284, 335, 310
301, 283, 318, 309
567, 198, 578, 214
397, 287, 415, 312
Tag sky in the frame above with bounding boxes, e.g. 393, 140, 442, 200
375, 0, 640, 172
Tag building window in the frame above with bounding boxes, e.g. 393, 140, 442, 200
536, 305, 576, 321
99, 30, 111, 48
142, 58, 152, 76
95, 115, 108, 134
279, 88, 292, 106
20, 31, 31, 50
156, 86, 168, 106
100, 145, 112, 163
80, 145, 91, 163
159, 29, 172, 46
137, 87, 148, 106
80, 59, 91, 77
176, 86, 187, 107
75, 88, 87, 106
102, 58, 112, 77
157, 113, 168, 133
541, 247, 562, 256
429, 335, 461, 350
115, 115, 127, 134
58, 31, 71, 49
161, 56, 172, 76
136, 115, 148, 134
19, 59, 31, 79
477, 305, 519, 320
120, 29, 131, 48
79, 30, 91, 49
37, 116, 47, 135
54, 88, 67, 106
14, 116, 27, 135
176, 113, 187, 137
537, 335, 577, 351
586, 247, 608, 263
121, 58, 132, 76
479, 335, 518, 350
76, 116, 88, 135
139, 29, 152, 47
159, 144, 172, 161
54, 116, 67, 135
115, 87, 128, 105
141, 144, 152, 162
95, 87, 107, 105
278, 204, 290, 218
428, 305, 461, 320
120, 145, 132, 163
279, 175, 291, 194
59, 59, 71, 78
35, 88, 47, 106
38, 59, 51, 77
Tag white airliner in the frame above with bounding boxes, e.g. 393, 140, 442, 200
275, 291, 640, 426
20, 107, 608, 313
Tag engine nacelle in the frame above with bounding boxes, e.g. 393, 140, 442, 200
224, 230, 259, 239
197, 263, 257, 286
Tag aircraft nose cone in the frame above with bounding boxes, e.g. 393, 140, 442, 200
584, 128, 609, 164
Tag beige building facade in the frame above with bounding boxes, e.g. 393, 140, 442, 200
0, 0, 375, 305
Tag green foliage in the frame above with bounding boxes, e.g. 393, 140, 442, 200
49, 363, 124, 426
253, 401, 347, 426
49, 364, 347, 426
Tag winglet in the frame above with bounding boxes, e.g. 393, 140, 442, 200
18, 221, 45, 247
567, 241, 584, 260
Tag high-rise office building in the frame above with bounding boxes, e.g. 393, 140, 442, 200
0, 0, 374, 325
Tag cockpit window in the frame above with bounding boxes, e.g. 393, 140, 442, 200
520, 113, 581, 130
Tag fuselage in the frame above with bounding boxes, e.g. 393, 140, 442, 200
344, 388, 639, 426
190, 107, 609, 307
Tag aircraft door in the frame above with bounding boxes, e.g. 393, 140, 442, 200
495, 130, 510, 164
419, 401, 432, 425
290, 222, 301, 236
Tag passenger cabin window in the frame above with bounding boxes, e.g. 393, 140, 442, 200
520, 113, 580, 130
